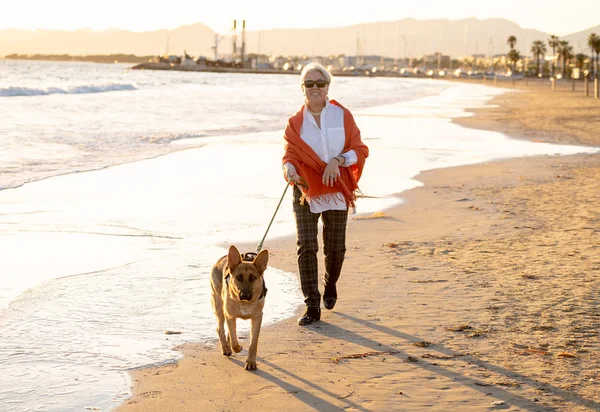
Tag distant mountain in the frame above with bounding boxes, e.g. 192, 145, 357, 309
0, 23, 215, 57
0, 19, 595, 59
244, 18, 549, 58
563, 24, 600, 53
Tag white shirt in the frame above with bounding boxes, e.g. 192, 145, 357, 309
284, 100, 357, 213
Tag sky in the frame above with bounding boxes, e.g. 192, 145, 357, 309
1, 0, 598, 36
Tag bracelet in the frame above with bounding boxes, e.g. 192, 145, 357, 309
336, 155, 345, 166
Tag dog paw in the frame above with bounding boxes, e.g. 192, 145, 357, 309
244, 359, 257, 371
232, 344, 243, 353
222, 346, 232, 357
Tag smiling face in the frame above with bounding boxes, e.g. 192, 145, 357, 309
302, 69, 329, 108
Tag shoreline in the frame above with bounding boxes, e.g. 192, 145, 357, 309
118, 84, 599, 410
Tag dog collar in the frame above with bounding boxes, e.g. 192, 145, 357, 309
259, 279, 268, 299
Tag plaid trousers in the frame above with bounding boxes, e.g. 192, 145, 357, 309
293, 186, 348, 308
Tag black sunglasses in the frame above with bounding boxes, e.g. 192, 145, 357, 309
303, 79, 329, 88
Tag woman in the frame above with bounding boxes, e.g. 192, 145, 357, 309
282, 62, 369, 326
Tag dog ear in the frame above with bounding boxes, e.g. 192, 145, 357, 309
227, 245, 242, 271
253, 249, 269, 274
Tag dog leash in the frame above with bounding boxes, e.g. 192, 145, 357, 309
234, 183, 289, 300
234, 182, 294, 299
255, 182, 290, 254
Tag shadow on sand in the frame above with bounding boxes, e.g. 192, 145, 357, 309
227, 356, 370, 411
224, 310, 598, 411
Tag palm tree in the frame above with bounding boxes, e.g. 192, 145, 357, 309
556, 41, 565, 76
508, 49, 521, 74
506, 36, 517, 73
548, 35, 560, 77
558, 40, 573, 78
595, 38, 600, 79
575, 53, 587, 76
564, 48, 574, 78
589, 33, 600, 78
530, 40, 547, 76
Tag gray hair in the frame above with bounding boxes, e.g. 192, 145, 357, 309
300, 62, 332, 85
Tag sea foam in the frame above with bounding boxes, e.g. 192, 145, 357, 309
0, 83, 137, 97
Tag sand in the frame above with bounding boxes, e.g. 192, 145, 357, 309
453, 78, 600, 147
118, 85, 600, 411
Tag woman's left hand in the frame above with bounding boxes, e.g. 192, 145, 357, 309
322, 158, 341, 187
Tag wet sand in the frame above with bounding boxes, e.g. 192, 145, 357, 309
118, 85, 600, 411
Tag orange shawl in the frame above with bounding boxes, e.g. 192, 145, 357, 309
282, 100, 369, 207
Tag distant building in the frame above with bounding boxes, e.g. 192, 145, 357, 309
196, 56, 208, 68
167, 55, 181, 65
248, 54, 272, 69
272, 56, 295, 70
423, 53, 450, 69
181, 57, 196, 67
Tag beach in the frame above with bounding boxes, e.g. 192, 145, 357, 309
118, 86, 600, 411
1, 61, 599, 411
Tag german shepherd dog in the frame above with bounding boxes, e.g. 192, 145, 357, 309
210, 245, 269, 370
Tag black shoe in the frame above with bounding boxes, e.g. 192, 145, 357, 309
298, 307, 321, 325
323, 284, 337, 310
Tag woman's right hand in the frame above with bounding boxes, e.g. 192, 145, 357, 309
284, 163, 300, 183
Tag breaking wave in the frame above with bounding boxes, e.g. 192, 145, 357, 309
0, 83, 137, 97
